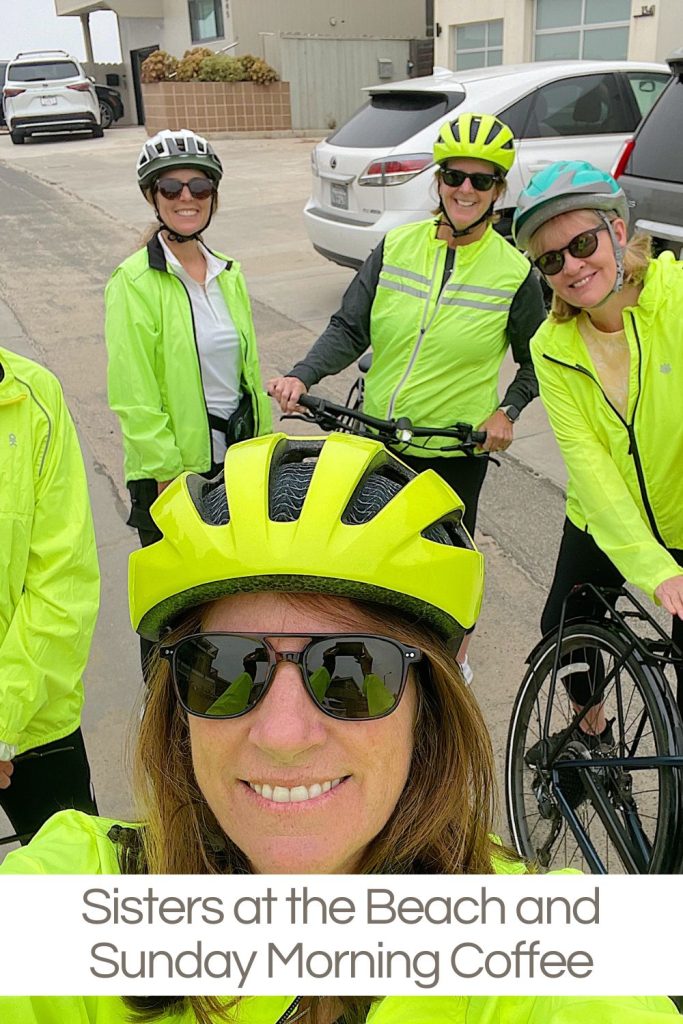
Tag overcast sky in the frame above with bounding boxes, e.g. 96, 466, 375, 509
2, 0, 122, 64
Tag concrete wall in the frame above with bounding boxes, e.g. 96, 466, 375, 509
435, 0, 683, 68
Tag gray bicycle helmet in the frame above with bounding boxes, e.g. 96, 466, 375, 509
136, 128, 223, 194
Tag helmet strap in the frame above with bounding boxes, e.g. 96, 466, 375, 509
438, 197, 493, 239
598, 211, 625, 294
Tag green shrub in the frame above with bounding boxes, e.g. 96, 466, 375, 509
176, 47, 214, 81
140, 50, 178, 84
197, 55, 244, 82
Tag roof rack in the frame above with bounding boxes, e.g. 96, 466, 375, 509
13, 50, 72, 60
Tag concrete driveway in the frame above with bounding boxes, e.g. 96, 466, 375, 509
0, 126, 570, 848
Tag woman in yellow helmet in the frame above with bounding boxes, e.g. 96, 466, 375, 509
268, 113, 546, 684
0, 434, 677, 1023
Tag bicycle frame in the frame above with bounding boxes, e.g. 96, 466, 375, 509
532, 584, 683, 873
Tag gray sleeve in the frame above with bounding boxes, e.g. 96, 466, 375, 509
288, 241, 384, 388
501, 266, 546, 412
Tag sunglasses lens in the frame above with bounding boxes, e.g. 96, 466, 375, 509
469, 173, 496, 191
569, 231, 599, 259
156, 178, 183, 199
304, 637, 404, 720
441, 169, 465, 187
174, 636, 270, 717
187, 178, 215, 199
537, 252, 564, 276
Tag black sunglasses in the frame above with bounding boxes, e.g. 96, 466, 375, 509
534, 225, 608, 277
440, 168, 501, 191
160, 632, 423, 722
155, 177, 216, 201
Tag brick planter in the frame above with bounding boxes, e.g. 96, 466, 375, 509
142, 81, 291, 135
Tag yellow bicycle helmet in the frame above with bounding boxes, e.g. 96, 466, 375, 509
129, 433, 484, 646
433, 112, 515, 174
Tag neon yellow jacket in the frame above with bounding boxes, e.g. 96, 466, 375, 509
0, 813, 676, 1023
105, 234, 272, 484
530, 252, 683, 598
0, 349, 99, 753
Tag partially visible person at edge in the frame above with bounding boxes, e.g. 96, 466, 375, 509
0, 345, 99, 845
0, 433, 676, 1024
105, 128, 272, 550
268, 113, 545, 685
512, 160, 683, 753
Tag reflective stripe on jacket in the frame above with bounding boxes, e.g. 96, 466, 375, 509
531, 252, 683, 597
0, 349, 99, 752
365, 220, 532, 455
105, 233, 272, 484
0, 813, 677, 1023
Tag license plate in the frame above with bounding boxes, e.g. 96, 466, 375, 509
330, 182, 348, 210
41, 96, 58, 106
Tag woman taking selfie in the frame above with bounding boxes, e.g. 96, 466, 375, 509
0, 433, 676, 1024
105, 128, 271, 548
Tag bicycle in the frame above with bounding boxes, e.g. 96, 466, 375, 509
506, 583, 683, 874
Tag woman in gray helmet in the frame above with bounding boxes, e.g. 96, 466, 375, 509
513, 160, 683, 739
105, 128, 272, 549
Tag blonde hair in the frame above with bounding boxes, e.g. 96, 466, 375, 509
120, 592, 518, 1023
528, 211, 652, 322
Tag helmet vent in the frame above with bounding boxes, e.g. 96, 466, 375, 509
421, 512, 472, 549
201, 479, 230, 526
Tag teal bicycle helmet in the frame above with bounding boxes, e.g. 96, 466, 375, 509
512, 161, 629, 291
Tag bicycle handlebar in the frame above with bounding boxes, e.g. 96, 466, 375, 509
293, 394, 487, 451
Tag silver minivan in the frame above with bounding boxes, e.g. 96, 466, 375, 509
3, 50, 102, 145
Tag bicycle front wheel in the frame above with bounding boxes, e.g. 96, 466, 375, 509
506, 622, 682, 873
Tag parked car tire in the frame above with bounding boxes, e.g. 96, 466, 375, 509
92, 125, 104, 139
98, 98, 114, 129
10, 130, 25, 145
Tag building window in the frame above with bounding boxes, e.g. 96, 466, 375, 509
452, 20, 503, 71
188, 0, 225, 44
534, 0, 630, 61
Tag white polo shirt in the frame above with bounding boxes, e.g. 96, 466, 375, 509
160, 235, 241, 464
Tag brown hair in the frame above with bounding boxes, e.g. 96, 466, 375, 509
527, 211, 652, 322
121, 592, 517, 1023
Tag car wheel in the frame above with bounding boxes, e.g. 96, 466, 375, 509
92, 125, 104, 139
10, 130, 25, 145
98, 99, 114, 129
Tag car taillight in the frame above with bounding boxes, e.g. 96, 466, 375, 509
358, 154, 433, 187
67, 82, 93, 92
611, 137, 635, 180
3, 87, 26, 97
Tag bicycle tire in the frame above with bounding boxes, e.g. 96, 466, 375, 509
506, 622, 682, 874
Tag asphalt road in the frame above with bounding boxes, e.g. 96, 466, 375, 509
0, 128, 568, 849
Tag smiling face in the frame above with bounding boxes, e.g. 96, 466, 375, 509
187, 592, 417, 874
151, 167, 214, 237
531, 209, 627, 310
437, 157, 502, 240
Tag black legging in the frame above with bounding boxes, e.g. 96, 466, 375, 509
397, 453, 489, 537
542, 518, 683, 710
0, 728, 97, 845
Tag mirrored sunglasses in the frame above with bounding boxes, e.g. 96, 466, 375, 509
160, 632, 423, 722
440, 168, 500, 191
534, 225, 608, 277
155, 177, 216, 201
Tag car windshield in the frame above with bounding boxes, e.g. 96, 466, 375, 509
627, 78, 683, 184
328, 91, 465, 148
9, 61, 79, 82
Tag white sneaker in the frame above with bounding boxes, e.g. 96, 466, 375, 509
458, 655, 474, 686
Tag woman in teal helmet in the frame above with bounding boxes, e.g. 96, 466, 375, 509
0, 433, 677, 1024
513, 160, 683, 732
269, 113, 547, 684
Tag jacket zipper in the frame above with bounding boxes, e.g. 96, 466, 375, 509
387, 248, 453, 418
274, 997, 304, 1023
174, 276, 213, 465
542, 325, 664, 546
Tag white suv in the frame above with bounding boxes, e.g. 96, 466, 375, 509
3, 50, 102, 145
304, 60, 669, 268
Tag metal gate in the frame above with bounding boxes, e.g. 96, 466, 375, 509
266, 35, 416, 131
